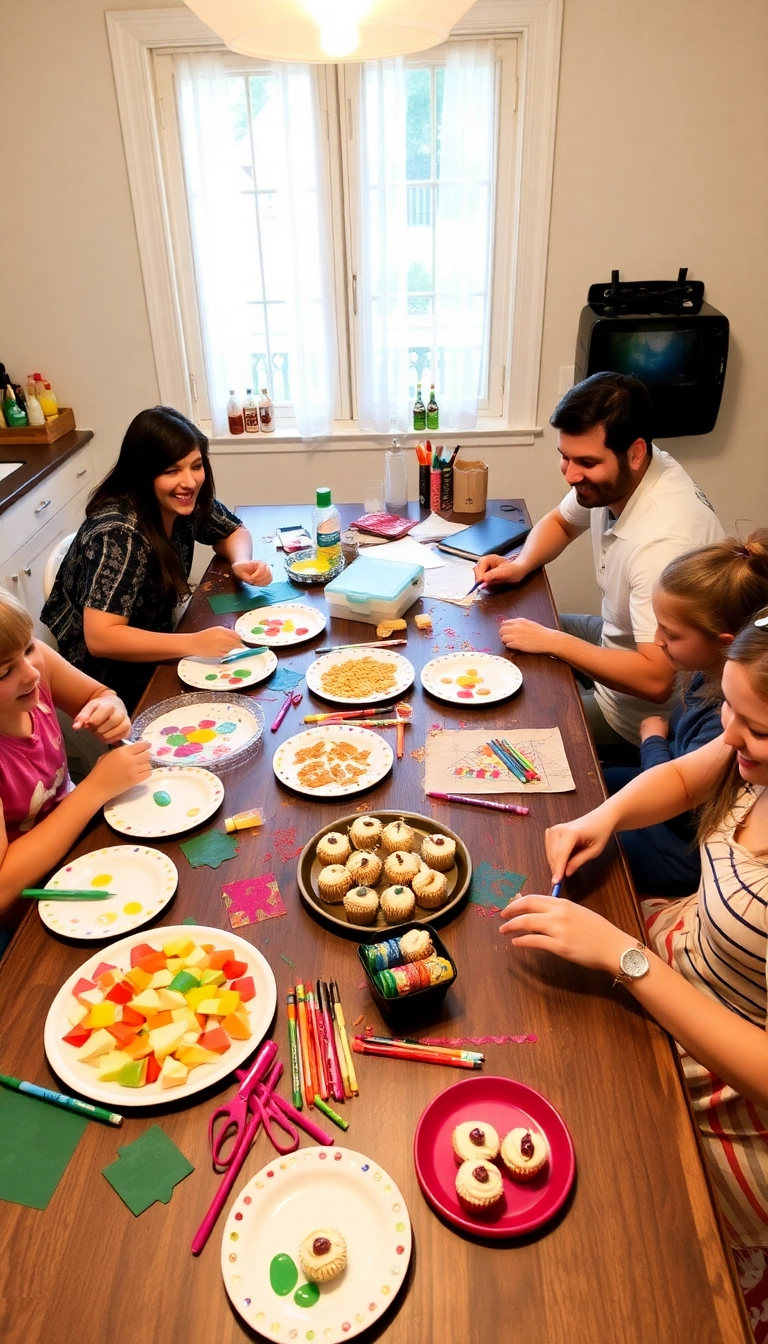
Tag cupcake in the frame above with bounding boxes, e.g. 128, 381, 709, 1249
380, 885, 416, 924
316, 831, 351, 866
349, 815, 383, 850
346, 849, 383, 885
452, 1121, 500, 1164
381, 818, 416, 854
298, 1228, 347, 1283
500, 1127, 549, 1182
421, 833, 456, 872
343, 886, 379, 925
399, 928, 433, 962
317, 864, 354, 903
412, 867, 449, 909
383, 850, 421, 885
455, 1158, 504, 1216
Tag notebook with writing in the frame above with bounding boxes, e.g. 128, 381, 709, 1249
435, 515, 531, 561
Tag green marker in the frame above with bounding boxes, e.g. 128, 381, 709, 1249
21, 889, 114, 901
286, 993, 303, 1110
0, 1073, 123, 1126
313, 1094, 348, 1131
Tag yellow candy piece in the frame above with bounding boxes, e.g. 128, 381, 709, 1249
84, 1001, 117, 1029
186, 728, 216, 744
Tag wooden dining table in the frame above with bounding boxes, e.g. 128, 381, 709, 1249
0, 500, 752, 1344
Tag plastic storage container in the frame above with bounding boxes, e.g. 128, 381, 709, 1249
324, 555, 424, 626
357, 921, 457, 1022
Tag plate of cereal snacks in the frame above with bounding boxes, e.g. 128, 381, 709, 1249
413, 1075, 575, 1238
44, 925, 277, 1106
296, 810, 471, 937
131, 692, 265, 772
420, 652, 523, 705
234, 602, 326, 647
273, 726, 393, 800
221, 1145, 411, 1343
306, 647, 415, 705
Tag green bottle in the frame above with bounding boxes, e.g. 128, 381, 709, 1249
413, 382, 426, 432
2, 384, 27, 428
427, 384, 439, 431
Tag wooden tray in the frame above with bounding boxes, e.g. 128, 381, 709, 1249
0, 407, 75, 445
296, 809, 472, 940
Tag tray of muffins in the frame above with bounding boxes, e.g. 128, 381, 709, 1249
295, 811, 472, 939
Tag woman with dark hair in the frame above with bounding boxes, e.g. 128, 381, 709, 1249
42, 406, 271, 709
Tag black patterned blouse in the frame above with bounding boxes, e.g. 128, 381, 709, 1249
41, 497, 242, 710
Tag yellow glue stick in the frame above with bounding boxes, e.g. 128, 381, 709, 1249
224, 808, 264, 834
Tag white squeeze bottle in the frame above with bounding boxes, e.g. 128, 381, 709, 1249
258, 387, 274, 433
313, 487, 341, 567
243, 389, 260, 433
25, 376, 46, 426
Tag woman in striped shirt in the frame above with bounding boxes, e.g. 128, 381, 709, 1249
500, 612, 768, 1338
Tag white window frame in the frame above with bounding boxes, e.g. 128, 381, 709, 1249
106, 1, 563, 443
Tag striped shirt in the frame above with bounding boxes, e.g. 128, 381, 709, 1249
643, 785, 768, 1248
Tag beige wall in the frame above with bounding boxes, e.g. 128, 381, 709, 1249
1, 0, 766, 611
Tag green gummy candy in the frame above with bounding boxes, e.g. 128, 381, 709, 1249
251, 627, 265, 635
169, 970, 200, 992
166, 734, 187, 746
270, 1253, 298, 1296
294, 1283, 320, 1308
205, 673, 218, 681
153, 791, 172, 807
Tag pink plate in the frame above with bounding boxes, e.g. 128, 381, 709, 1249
413, 1075, 575, 1238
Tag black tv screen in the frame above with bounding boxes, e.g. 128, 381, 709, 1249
594, 328, 703, 388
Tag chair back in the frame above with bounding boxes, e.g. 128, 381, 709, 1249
43, 532, 76, 600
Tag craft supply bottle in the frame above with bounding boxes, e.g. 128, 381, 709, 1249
33, 372, 46, 400
258, 388, 274, 433
226, 390, 244, 435
2, 384, 27, 427
25, 377, 45, 426
224, 807, 264, 833
313, 487, 341, 566
413, 382, 426, 431
384, 438, 408, 509
427, 384, 439, 431
38, 380, 58, 420
243, 389, 260, 433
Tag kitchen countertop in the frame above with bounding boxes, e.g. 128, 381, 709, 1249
0, 429, 94, 517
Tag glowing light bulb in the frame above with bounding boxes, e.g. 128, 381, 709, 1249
304, 0, 370, 59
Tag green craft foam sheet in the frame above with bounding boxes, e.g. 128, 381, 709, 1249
179, 826, 240, 870
207, 580, 298, 615
102, 1124, 194, 1216
469, 861, 526, 908
0, 1086, 88, 1210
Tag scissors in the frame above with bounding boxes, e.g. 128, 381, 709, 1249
209, 1041, 299, 1167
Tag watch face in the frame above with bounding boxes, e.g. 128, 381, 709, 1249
620, 947, 649, 979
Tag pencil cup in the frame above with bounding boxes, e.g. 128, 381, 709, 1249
419, 464, 430, 509
440, 463, 453, 512
452, 459, 488, 513
430, 468, 443, 513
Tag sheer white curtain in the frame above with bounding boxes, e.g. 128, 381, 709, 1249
175, 53, 336, 438
357, 41, 496, 433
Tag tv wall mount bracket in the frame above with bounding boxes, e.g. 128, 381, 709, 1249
588, 268, 704, 317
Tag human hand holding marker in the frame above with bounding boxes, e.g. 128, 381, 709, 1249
499, 893, 630, 973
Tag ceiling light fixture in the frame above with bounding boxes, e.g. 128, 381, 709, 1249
183, 0, 475, 62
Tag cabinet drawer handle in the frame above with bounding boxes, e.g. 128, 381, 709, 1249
23, 566, 31, 577
34, 499, 51, 515
76, 469, 87, 478
10, 573, 18, 582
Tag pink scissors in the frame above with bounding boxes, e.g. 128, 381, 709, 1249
209, 1042, 297, 1167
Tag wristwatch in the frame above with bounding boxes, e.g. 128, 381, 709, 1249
612, 942, 650, 989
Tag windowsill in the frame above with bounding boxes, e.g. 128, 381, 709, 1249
209, 422, 543, 452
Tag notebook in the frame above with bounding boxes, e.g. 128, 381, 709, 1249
435, 515, 531, 561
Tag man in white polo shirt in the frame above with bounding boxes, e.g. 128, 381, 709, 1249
474, 373, 725, 755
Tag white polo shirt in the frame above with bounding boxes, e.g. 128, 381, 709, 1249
558, 446, 725, 743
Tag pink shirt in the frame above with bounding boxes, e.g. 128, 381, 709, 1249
0, 680, 71, 842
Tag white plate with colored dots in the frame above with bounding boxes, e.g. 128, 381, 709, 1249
103, 766, 224, 839
234, 602, 326, 648
221, 1146, 411, 1344
176, 648, 278, 691
131, 693, 265, 770
37, 845, 178, 940
420, 652, 523, 705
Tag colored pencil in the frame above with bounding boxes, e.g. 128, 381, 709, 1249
330, 982, 359, 1095
363, 1035, 484, 1062
426, 792, 530, 816
304, 707, 397, 723
286, 993, 303, 1110
333, 1014, 352, 1098
352, 1039, 480, 1069
0, 1073, 122, 1125
306, 989, 328, 1100
487, 741, 528, 782
314, 640, 407, 653
219, 645, 268, 663
21, 889, 115, 900
493, 738, 535, 779
313, 1094, 349, 1131
499, 738, 540, 780
295, 983, 315, 1108
318, 980, 345, 1103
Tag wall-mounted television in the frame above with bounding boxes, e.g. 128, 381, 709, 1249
574, 275, 729, 436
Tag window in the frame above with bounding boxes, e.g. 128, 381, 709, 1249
108, 1, 562, 441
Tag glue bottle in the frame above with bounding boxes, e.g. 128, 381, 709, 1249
38, 380, 59, 420
313, 487, 341, 567
224, 807, 264, 833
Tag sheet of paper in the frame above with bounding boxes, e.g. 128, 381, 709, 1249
102, 1125, 194, 1217
423, 556, 477, 604
425, 728, 575, 794
180, 826, 240, 869
359, 537, 445, 569
221, 873, 287, 928
0, 1086, 88, 1210
409, 513, 469, 542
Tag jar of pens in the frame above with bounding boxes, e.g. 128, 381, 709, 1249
415, 442, 460, 513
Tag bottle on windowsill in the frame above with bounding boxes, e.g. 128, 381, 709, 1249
258, 387, 274, 433
226, 390, 245, 435
413, 382, 426, 432
243, 389, 260, 433
427, 384, 439, 431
